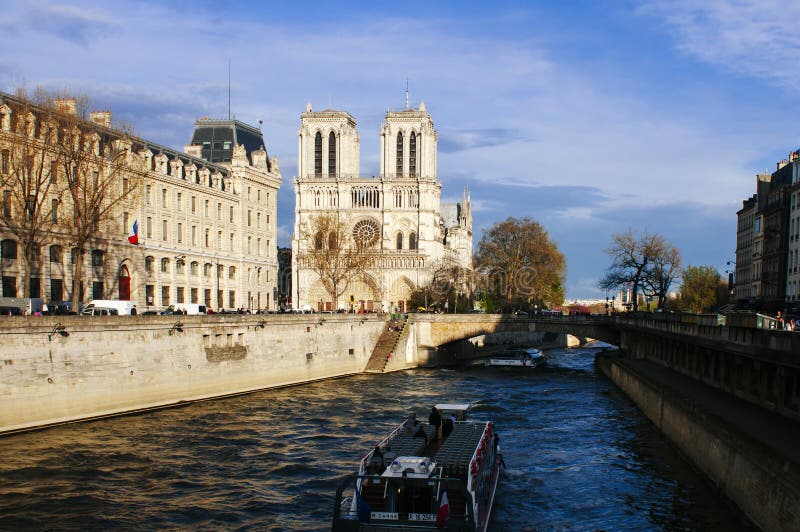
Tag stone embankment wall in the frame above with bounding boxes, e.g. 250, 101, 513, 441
596, 353, 799, 532
0, 314, 386, 435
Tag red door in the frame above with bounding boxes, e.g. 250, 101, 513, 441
119, 276, 130, 300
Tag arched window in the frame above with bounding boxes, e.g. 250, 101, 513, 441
396, 232, 403, 250
396, 132, 403, 176
410, 131, 417, 177
229, 266, 236, 279
328, 131, 336, 176
190, 261, 199, 275
176, 259, 185, 274
91, 250, 104, 267
409, 232, 417, 250
145, 255, 154, 273
49, 245, 62, 264
328, 231, 337, 250
314, 132, 322, 175
314, 232, 324, 250
204, 263, 212, 277
160, 257, 170, 273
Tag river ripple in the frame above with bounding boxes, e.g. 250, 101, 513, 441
0, 347, 755, 531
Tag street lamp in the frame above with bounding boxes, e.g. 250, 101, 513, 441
726, 260, 736, 297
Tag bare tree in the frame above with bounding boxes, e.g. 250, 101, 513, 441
599, 229, 663, 312
409, 258, 471, 312
49, 100, 145, 308
475, 216, 566, 311
300, 213, 371, 310
0, 93, 65, 297
642, 237, 682, 309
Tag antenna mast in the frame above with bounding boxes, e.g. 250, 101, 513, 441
228, 59, 231, 120
405, 77, 409, 109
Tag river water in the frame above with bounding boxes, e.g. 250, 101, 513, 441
0, 346, 755, 531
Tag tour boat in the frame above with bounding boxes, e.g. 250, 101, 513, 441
332, 403, 502, 531
486, 347, 546, 368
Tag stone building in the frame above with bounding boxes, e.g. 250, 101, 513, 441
291, 101, 472, 312
733, 151, 800, 311
734, 195, 756, 302
0, 91, 281, 311
787, 180, 800, 304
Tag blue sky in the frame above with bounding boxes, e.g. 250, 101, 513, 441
3, 0, 799, 298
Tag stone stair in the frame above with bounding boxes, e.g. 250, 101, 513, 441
363, 320, 406, 373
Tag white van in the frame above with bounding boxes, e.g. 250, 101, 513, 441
82, 300, 138, 316
173, 303, 208, 315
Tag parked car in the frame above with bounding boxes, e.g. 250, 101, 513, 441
81, 306, 119, 316
172, 303, 208, 315
54, 301, 77, 315
82, 300, 138, 316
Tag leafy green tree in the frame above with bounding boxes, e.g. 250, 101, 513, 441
679, 265, 722, 313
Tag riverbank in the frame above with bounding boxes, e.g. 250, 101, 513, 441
0, 314, 387, 435
596, 352, 800, 532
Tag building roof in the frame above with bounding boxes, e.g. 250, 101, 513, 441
188, 118, 269, 169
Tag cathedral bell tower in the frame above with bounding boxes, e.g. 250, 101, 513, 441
380, 101, 437, 179
298, 103, 359, 179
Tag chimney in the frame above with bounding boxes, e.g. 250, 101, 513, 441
89, 110, 112, 127
53, 98, 77, 115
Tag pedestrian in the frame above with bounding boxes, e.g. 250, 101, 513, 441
413, 423, 428, 445
442, 414, 455, 439
406, 412, 418, 434
372, 445, 385, 470
428, 406, 442, 442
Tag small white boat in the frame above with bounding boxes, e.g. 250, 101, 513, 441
486, 347, 545, 368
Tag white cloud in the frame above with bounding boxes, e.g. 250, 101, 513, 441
639, 0, 800, 89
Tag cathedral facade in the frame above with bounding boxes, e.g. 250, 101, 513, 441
291, 101, 472, 312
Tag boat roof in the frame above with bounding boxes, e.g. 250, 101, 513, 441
435, 403, 471, 412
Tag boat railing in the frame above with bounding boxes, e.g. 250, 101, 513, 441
466, 420, 496, 530
358, 420, 411, 477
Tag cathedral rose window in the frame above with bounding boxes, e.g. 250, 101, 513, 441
352, 219, 380, 248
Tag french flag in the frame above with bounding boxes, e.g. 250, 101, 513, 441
128, 220, 139, 245
437, 488, 449, 529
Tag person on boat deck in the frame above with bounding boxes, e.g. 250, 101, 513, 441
413, 423, 428, 445
373, 445, 385, 469
429, 407, 442, 442
442, 414, 455, 439
405, 412, 418, 434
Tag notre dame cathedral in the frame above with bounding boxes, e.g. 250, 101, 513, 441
291, 100, 472, 312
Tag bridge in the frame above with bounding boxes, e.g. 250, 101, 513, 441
401, 312, 800, 423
